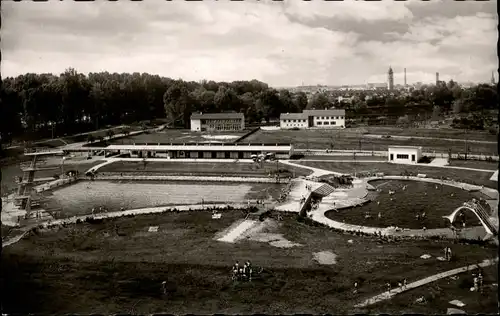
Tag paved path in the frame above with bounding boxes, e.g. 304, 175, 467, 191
490, 170, 498, 181
279, 160, 341, 177
298, 159, 497, 173
354, 257, 499, 308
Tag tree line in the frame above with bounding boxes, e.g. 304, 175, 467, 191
1, 68, 497, 145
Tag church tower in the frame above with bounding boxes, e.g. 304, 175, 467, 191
491, 71, 496, 85
387, 67, 394, 90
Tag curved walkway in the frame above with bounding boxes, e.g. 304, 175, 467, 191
354, 257, 499, 308
279, 160, 341, 177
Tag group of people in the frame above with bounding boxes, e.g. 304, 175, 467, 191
384, 279, 408, 293
277, 182, 293, 203
232, 261, 253, 281
472, 270, 484, 293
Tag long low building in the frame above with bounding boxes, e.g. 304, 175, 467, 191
103, 143, 294, 159
190, 112, 245, 131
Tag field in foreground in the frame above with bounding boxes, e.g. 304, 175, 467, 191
366, 264, 499, 314
325, 179, 487, 230
242, 129, 498, 155
98, 161, 313, 178
299, 161, 498, 189
1, 211, 497, 314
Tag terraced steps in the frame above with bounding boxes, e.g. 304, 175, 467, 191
313, 184, 336, 197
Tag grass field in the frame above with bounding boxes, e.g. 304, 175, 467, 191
325, 179, 487, 230
448, 159, 498, 171
62, 126, 137, 144
98, 161, 313, 178
297, 161, 498, 189
45, 180, 284, 217
360, 127, 498, 142
363, 264, 499, 314
243, 130, 498, 155
1, 211, 497, 314
302, 155, 387, 161
105, 129, 251, 146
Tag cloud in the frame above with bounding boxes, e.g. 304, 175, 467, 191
1, 0, 497, 86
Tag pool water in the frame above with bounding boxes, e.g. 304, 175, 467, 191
325, 180, 490, 229
47, 180, 284, 217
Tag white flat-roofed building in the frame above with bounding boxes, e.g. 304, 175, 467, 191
280, 109, 346, 129
302, 109, 346, 128
190, 112, 245, 132
280, 113, 308, 129
105, 143, 294, 159
388, 146, 422, 164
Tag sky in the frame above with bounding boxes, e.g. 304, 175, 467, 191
1, 0, 497, 87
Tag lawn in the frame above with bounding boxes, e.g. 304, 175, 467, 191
297, 161, 498, 189
325, 179, 488, 230
1, 211, 497, 314
105, 129, 251, 146
361, 126, 498, 142
63, 126, 139, 144
243, 130, 498, 155
361, 264, 499, 315
448, 159, 498, 171
302, 155, 387, 161
98, 161, 313, 178
44, 180, 285, 217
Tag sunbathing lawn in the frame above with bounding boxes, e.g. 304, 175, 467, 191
448, 159, 498, 171
298, 161, 498, 189
1, 211, 497, 314
97, 161, 312, 178
325, 179, 488, 230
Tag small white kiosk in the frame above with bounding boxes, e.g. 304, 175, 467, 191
388, 146, 422, 164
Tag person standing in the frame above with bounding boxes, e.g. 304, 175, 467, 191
161, 281, 167, 295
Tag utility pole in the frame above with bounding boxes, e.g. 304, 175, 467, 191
276, 157, 279, 183
464, 128, 468, 160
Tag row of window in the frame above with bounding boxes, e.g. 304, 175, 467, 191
282, 116, 344, 123
315, 116, 344, 120
204, 125, 241, 131
283, 124, 306, 127
317, 121, 336, 125
283, 119, 307, 123
200, 119, 242, 124
396, 154, 409, 159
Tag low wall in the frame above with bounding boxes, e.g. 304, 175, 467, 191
35, 177, 79, 193
299, 192, 314, 217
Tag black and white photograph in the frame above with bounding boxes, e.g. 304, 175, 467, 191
1, 0, 498, 314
